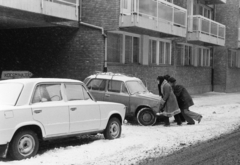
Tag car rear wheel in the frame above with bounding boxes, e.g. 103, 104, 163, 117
104, 117, 121, 140
137, 107, 157, 126
9, 130, 39, 160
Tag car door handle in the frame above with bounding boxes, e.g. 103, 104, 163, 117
34, 109, 42, 114
105, 94, 110, 97
70, 107, 77, 111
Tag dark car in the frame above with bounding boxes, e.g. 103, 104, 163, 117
84, 72, 161, 126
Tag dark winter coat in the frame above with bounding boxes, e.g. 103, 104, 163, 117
172, 84, 194, 110
160, 80, 181, 117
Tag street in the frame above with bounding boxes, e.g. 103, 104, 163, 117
147, 127, 240, 165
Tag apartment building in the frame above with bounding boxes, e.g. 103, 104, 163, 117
0, 0, 239, 94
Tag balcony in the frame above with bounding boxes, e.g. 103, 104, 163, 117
119, 0, 187, 38
0, 0, 79, 21
188, 15, 226, 46
205, 0, 226, 4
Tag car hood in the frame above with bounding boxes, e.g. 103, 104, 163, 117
135, 92, 161, 101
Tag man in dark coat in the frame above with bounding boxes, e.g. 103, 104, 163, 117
168, 77, 202, 125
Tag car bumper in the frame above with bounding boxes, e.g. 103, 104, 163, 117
0, 143, 9, 158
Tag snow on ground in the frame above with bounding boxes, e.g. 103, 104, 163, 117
1, 92, 240, 165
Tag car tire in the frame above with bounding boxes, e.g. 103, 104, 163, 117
9, 130, 39, 160
104, 117, 121, 140
137, 107, 157, 126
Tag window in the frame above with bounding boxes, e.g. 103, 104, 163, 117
184, 45, 193, 65
202, 49, 210, 67
107, 32, 172, 66
107, 32, 140, 64
87, 79, 106, 91
177, 43, 211, 67
229, 50, 240, 68
238, 53, 240, 68
149, 38, 172, 65
194, 3, 213, 19
197, 48, 202, 66
125, 36, 140, 64
177, 44, 194, 66
165, 43, 171, 64
159, 41, 165, 64
108, 80, 128, 94
123, 0, 128, 9
49, 0, 77, 7
149, 40, 157, 64
65, 84, 91, 101
107, 33, 123, 63
32, 84, 62, 103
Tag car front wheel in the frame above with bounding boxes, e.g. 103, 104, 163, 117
9, 130, 39, 160
104, 117, 121, 140
137, 107, 157, 126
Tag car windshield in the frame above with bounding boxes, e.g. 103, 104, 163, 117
0, 83, 23, 106
126, 81, 148, 95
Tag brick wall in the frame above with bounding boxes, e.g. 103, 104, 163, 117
213, 47, 228, 92
214, 0, 240, 92
0, 25, 105, 81
215, 0, 238, 49
81, 0, 120, 30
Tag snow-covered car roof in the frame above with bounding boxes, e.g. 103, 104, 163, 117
0, 78, 83, 106
86, 73, 141, 82
0, 78, 81, 85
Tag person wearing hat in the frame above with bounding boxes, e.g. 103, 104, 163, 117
168, 77, 202, 125
163, 74, 186, 123
156, 76, 182, 126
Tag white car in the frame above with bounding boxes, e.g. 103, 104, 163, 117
0, 78, 126, 160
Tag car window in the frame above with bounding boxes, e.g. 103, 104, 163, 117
82, 86, 91, 100
108, 80, 128, 94
87, 79, 106, 91
126, 81, 148, 94
122, 83, 129, 94
32, 84, 62, 103
65, 84, 91, 101
0, 83, 23, 106
83, 77, 90, 84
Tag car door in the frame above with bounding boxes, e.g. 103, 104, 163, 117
104, 80, 130, 113
64, 83, 101, 133
31, 83, 69, 136
86, 79, 106, 101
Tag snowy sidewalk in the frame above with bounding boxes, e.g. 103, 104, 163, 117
1, 92, 240, 165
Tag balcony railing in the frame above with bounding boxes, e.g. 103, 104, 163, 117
205, 0, 226, 4
0, 0, 79, 21
120, 0, 187, 37
188, 15, 226, 46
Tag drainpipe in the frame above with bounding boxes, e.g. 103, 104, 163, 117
211, 5, 217, 92
78, 0, 108, 72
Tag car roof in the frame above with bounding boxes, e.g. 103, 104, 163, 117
87, 73, 141, 82
0, 78, 82, 85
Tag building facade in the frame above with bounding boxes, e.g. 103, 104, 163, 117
0, 0, 239, 95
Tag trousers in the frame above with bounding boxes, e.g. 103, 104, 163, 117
183, 109, 202, 122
